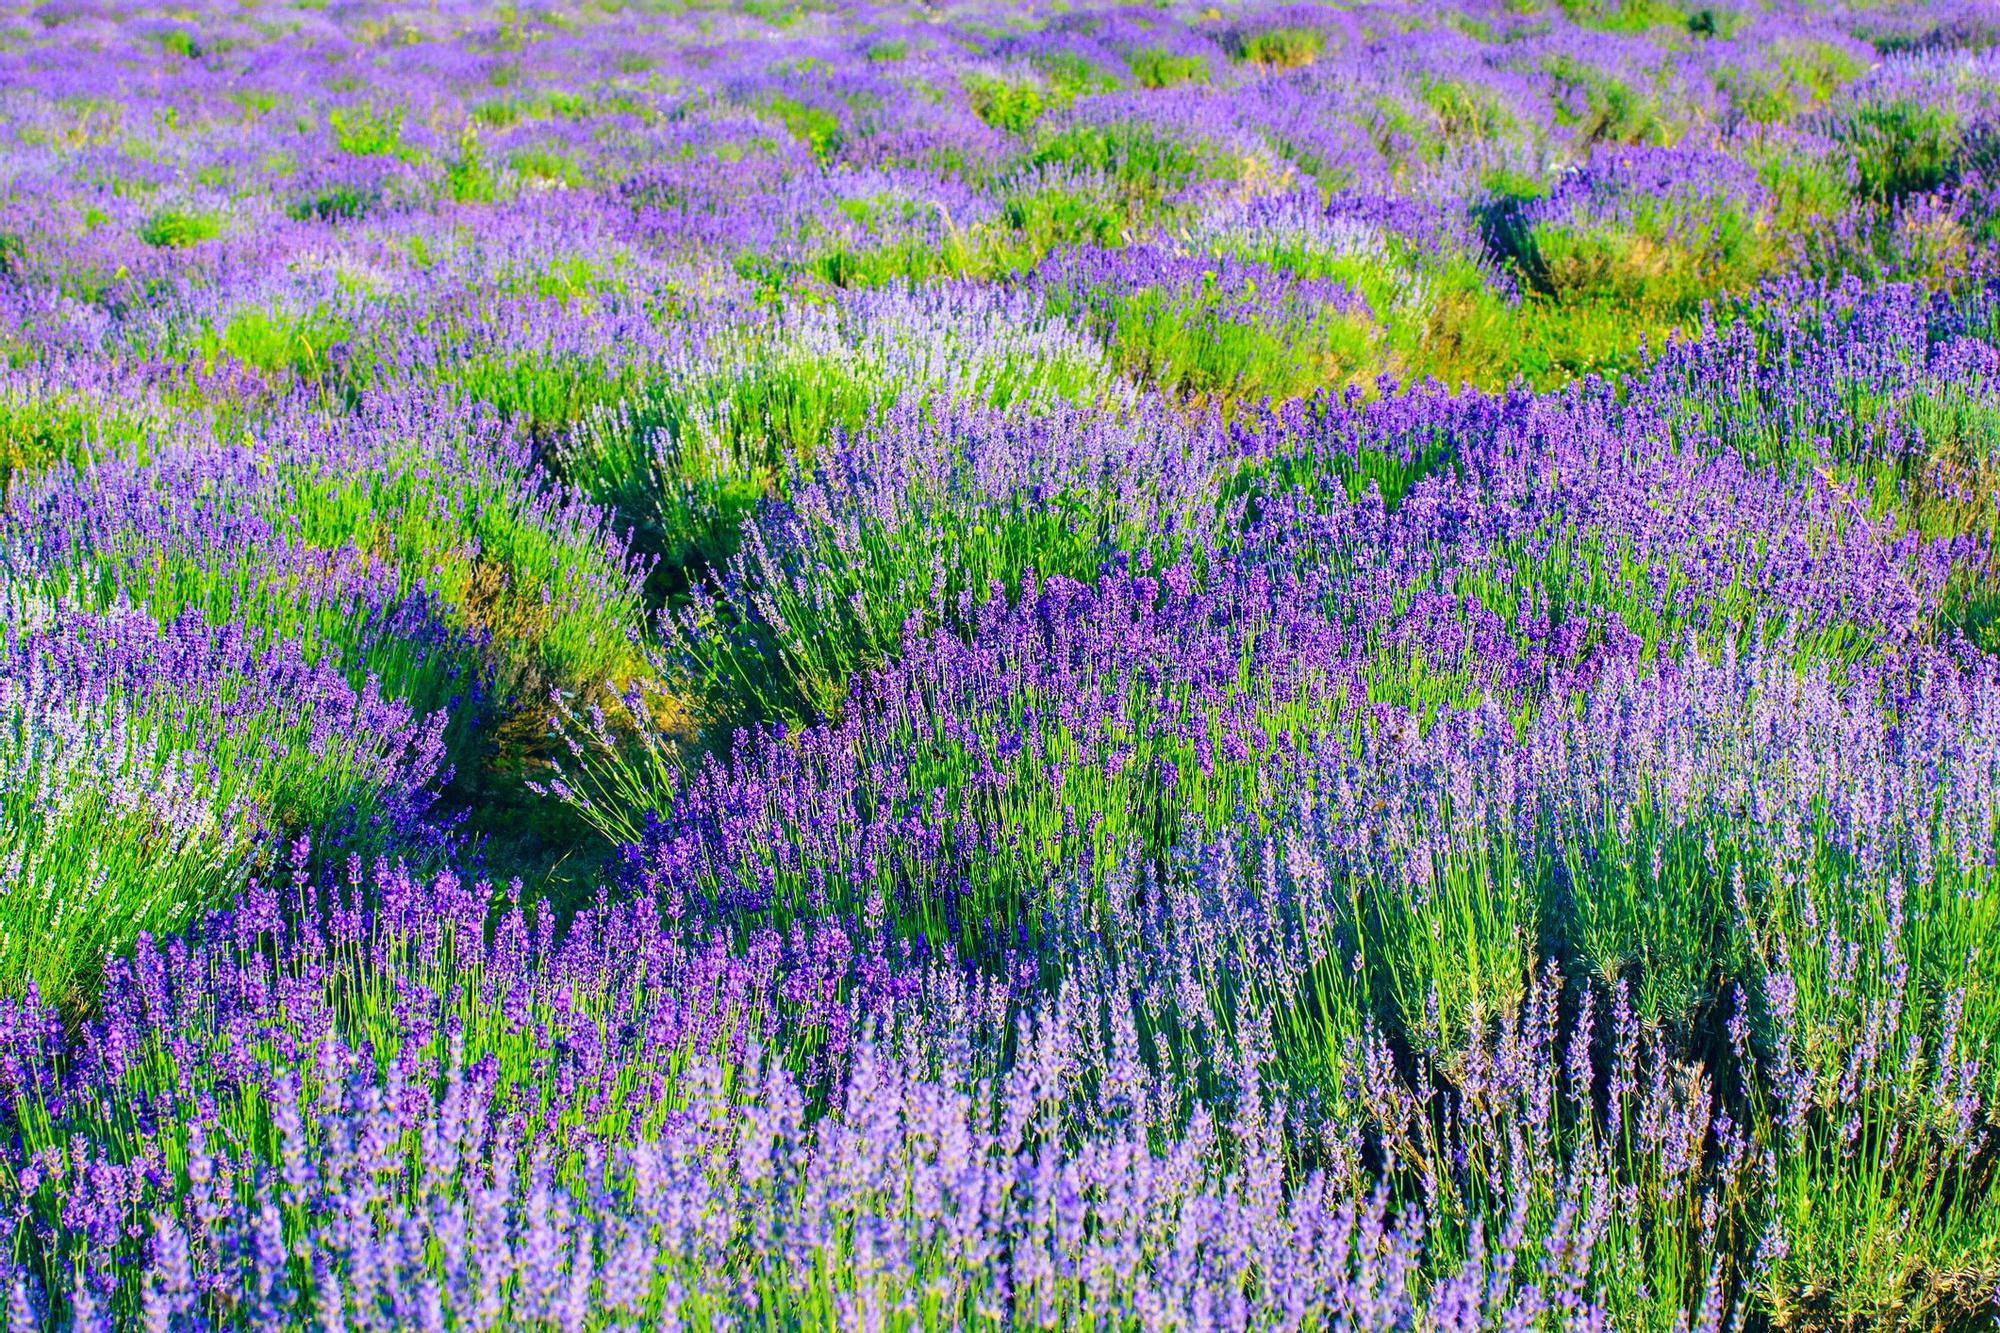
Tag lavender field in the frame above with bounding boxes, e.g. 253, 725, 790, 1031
4, 0, 2000, 1328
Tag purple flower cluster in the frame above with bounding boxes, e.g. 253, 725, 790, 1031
1526, 144, 1775, 237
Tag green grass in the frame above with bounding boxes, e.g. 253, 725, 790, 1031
328, 103, 407, 158
138, 207, 221, 248
1417, 76, 1519, 154
992, 180, 1127, 263
444, 129, 499, 203
1843, 99, 1961, 202
1127, 48, 1207, 89
966, 73, 1053, 135
287, 184, 372, 223
202, 304, 348, 380
1558, 0, 1685, 31
1715, 40, 1865, 123
1043, 276, 1379, 405
1230, 26, 1322, 69
1027, 119, 1233, 202
764, 95, 844, 161
509, 146, 583, 187
1545, 56, 1676, 146
152, 28, 197, 58
0, 383, 159, 491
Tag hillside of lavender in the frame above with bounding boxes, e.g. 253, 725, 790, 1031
7, 0, 2000, 1328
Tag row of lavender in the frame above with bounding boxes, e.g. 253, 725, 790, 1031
3, 0, 2000, 1328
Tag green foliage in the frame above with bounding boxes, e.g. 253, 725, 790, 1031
1297, 245, 1519, 391
444, 129, 498, 203
965, 74, 1049, 135
472, 87, 600, 129
511, 253, 633, 305
1419, 77, 1517, 150
1488, 164, 1774, 364
1720, 42, 1868, 125
309, 459, 640, 709
1053, 279, 1377, 406
1547, 56, 1675, 145
1533, 214, 1766, 308
1753, 141, 1852, 234
138, 207, 221, 248
230, 89, 280, 117
1029, 119, 1230, 198
470, 96, 526, 129
1127, 47, 1207, 88
1778, 38, 1865, 100
1223, 396, 1453, 514
997, 182, 1126, 259
20, 423, 643, 794
1486, 293, 1690, 388
1231, 26, 1322, 68
287, 184, 372, 223
560, 354, 880, 615
1035, 50, 1119, 97
1843, 99, 1961, 201
151, 27, 199, 58
562, 314, 1110, 624
764, 95, 844, 160
328, 102, 406, 158
793, 223, 973, 288
1684, 6, 1744, 38
741, 0, 804, 26
0, 390, 154, 491
1393, 277, 1524, 390
204, 305, 345, 379
541, 88, 594, 119
509, 146, 582, 187
1456, 201, 1682, 385
436, 349, 640, 444
1717, 66, 1804, 125
1558, 0, 1683, 32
